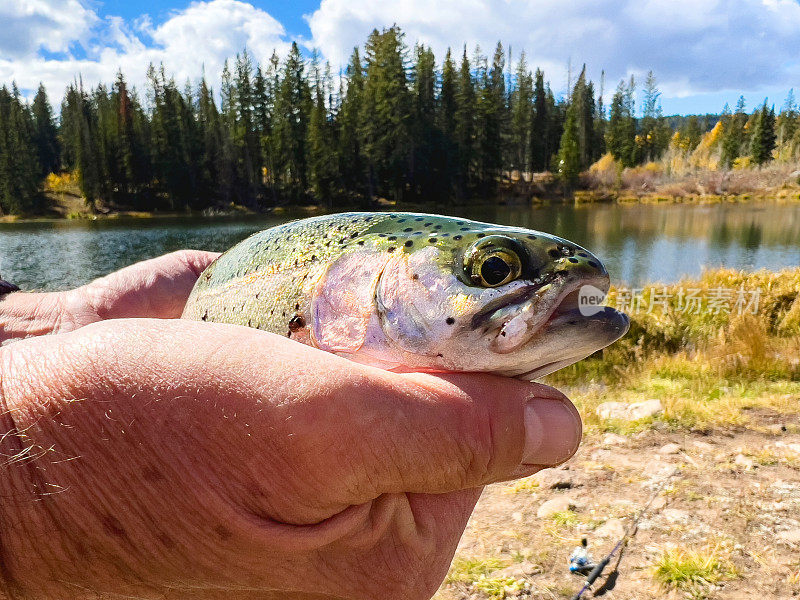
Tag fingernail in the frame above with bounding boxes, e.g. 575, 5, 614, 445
522, 398, 582, 466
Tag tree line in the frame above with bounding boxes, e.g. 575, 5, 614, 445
0, 26, 795, 215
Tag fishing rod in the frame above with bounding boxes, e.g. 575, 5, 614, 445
570, 470, 678, 600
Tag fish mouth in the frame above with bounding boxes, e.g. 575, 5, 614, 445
482, 273, 629, 358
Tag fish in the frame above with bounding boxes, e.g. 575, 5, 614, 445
182, 212, 629, 380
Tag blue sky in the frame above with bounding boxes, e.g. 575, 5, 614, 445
94, 0, 319, 38
2, 0, 800, 116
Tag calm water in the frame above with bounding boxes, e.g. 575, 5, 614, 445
1, 203, 798, 291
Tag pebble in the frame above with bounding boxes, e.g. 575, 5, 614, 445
692, 440, 714, 452
658, 442, 682, 455
596, 399, 663, 422
662, 508, 690, 523
734, 453, 757, 470
532, 468, 575, 489
777, 528, 800, 545
593, 518, 626, 539
492, 561, 541, 579
601, 433, 628, 446
774, 441, 800, 455
537, 496, 576, 518
765, 423, 788, 435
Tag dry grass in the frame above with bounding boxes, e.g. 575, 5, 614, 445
546, 267, 800, 432
584, 149, 800, 202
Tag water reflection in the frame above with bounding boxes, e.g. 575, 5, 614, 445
0, 203, 798, 291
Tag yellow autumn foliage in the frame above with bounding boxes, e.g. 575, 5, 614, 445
45, 172, 77, 193
589, 152, 619, 173
732, 156, 752, 170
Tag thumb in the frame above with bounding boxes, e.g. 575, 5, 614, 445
322, 369, 582, 497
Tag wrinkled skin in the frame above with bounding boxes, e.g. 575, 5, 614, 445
0, 251, 582, 600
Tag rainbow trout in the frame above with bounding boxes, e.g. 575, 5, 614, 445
182, 212, 629, 379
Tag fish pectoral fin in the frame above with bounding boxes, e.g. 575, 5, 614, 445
310, 252, 391, 353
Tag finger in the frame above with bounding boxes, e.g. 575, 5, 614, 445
80, 249, 220, 320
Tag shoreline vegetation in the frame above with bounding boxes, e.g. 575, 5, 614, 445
3, 26, 800, 221
548, 267, 800, 432
3, 166, 800, 224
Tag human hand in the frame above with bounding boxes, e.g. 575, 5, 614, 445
0, 249, 219, 342
0, 317, 582, 600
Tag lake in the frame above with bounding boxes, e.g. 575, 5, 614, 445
1, 202, 798, 292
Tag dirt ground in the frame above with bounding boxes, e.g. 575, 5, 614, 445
434, 408, 800, 600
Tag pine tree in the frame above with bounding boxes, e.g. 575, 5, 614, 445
338, 48, 365, 197
639, 71, 669, 163
776, 89, 797, 150
557, 100, 580, 188
273, 42, 312, 200
606, 79, 636, 167
474, 42, 506, 190
196, 75, 227, 205
360, 27, 412, 201
0, 85, 40, 214
570, 66, 596, 169
307, 52, 338, 205
260, 52, 281, 201
439, 48, 458, 196
750, 101, 776, 165
509, 52, 533, 174
31, 84, 59, 176
410, 44, 438, 198
679, 115, 703, 152
721, 96, 747, 168
454, 47, 475, 196
593, 70, 606, 160
529, 69, 551, 172
61, 82, 102, 207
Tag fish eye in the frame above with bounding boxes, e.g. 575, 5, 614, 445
465, 237, 524, 287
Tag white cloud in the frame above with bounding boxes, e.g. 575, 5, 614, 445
0, 0, 290, 100
3, 0, 800, 111
306, 0, 800, 98
0, 0, 98, 59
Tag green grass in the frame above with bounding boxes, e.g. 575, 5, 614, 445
653, 546, 738, 595
473, 575, 524, 599
548, 510, 579, 527
445, 556, 509, 584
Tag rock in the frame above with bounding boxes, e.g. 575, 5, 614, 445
766, 423, 788, 435
692, 440, 714, 452
512, 511, 523, 523
596, 399, 662, 422
601, 433, 628, 446
590, 448, 640, 469
662, 508, 690, 523
643, 463, 679, 483
651, 496, 668, 510
532, 468, 574, 489
774, 441, 800, 455
734, 453, 756, 470
658, 443, 682, 455
593, 518, 626, 539
537, 496, 576, 518
777, 529, 800, 545
493, 561, 541, 579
